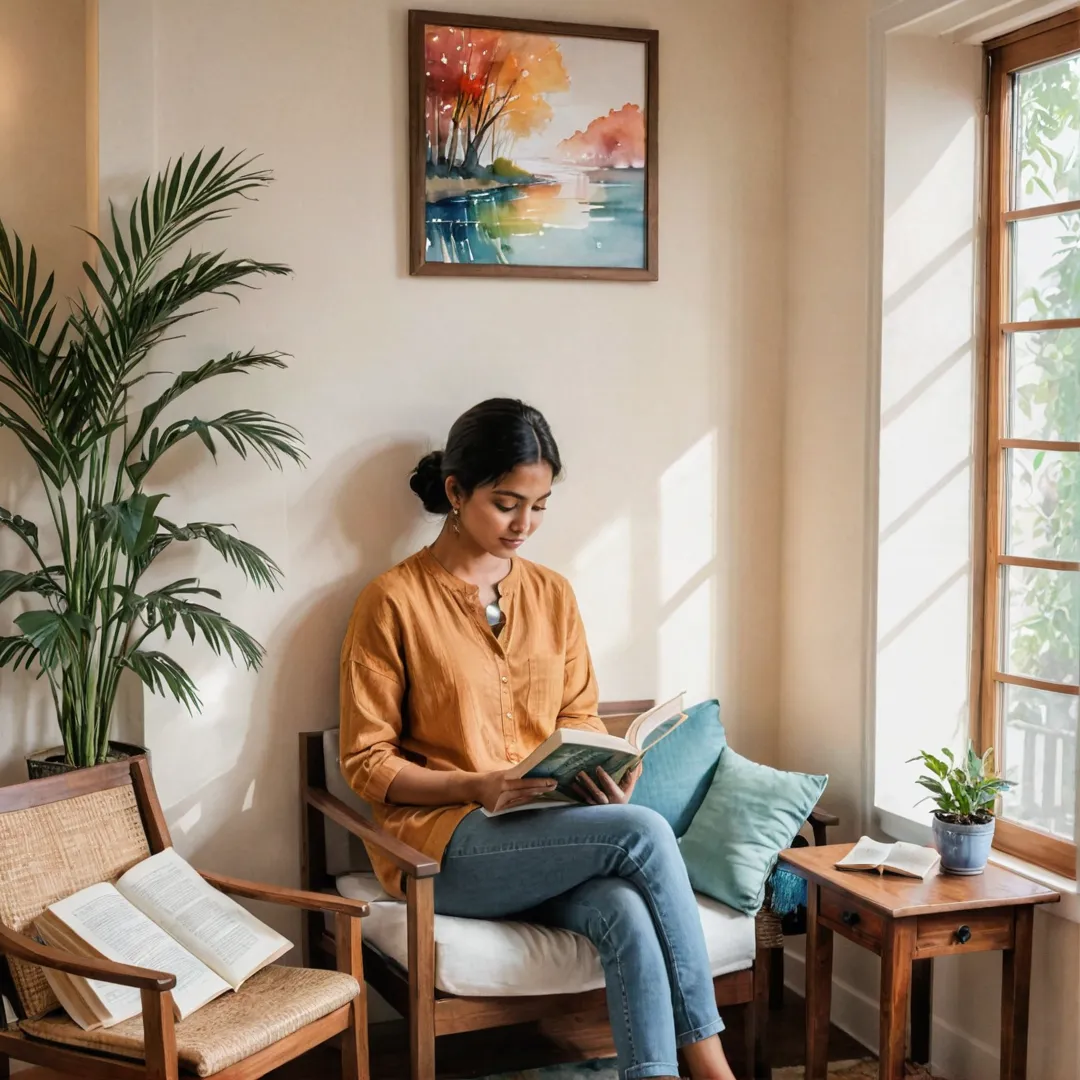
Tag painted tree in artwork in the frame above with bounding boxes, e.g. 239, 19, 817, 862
423, 26, 569, 176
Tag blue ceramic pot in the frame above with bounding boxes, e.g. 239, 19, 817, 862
932, 814, 996, 875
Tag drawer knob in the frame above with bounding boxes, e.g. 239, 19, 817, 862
841, 910, 861, 927
956, 925, 972, 945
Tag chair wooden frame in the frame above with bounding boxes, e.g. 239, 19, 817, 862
300, 701, 836, 1080
0, 756, 371, 1080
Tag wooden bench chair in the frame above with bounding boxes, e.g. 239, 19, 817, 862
0, 756, 370, 1080
300, 700, 835, 1080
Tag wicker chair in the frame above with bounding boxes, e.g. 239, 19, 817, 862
0, 756, 370, 1080
300, 700, 838, 1080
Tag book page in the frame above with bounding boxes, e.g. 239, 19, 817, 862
40, 882, 229, 1019
884, 842, 941, 879
835, 836, 894, 870
40, 967, 117, 1030
117, 848, 291, 989
626, 692, 685, 749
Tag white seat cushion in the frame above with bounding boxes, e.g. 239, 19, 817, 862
337, 872, 755, 998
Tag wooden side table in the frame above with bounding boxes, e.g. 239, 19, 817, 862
780, 842, 1059, 1080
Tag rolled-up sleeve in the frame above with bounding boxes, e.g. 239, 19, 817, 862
339, 589, 411, 804
555, 583, 605, 735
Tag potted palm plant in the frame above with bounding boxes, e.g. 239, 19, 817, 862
909, 743, 1013, 875
0, 150, 303, 777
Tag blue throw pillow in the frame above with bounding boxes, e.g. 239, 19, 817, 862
679, 748, 827, 915
630, 699, 726, 836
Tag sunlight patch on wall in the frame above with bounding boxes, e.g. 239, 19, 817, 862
175, 802, 202, 835
657, 577, 712, 704
571, 516, 632, 662
659, 431, 716, 604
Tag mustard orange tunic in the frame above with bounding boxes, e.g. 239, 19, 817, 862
339, 547, 603, 897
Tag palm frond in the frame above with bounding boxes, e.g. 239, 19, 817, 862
148, 410, 305, 471
13, 610, 93, 672
121, 649, 201, 712
93, 493, 168, 556
140, 593, 264, 670
0, 568, 65, 605
134, 520, 283, 590
0, 634, 40, 671
125, 351, 290, 480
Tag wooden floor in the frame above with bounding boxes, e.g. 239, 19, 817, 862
16, 993, 870, 1080
269, 992, 870, 1079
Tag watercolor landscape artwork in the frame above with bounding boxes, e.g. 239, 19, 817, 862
409, 11, 658, 279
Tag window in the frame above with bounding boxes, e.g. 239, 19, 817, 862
983, 13, 1080, 878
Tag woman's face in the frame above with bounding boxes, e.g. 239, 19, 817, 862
452, 461, 554, 558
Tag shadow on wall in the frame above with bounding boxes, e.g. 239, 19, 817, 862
162, 440, 423, 896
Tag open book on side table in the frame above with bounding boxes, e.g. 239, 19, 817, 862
483, 692, 687, 817
836, 836, 941, 880
34, 847, 292, 1030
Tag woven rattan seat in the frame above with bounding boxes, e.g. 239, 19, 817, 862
20, 964, 360, 1076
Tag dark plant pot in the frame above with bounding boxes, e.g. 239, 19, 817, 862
932, 813, 996, 875
25, 741, 150, 780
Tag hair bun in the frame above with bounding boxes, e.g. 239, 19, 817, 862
410, 450, 451, 514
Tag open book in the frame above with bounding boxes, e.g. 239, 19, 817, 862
34, 847, 292, 1030
836, 837, 941, 880
483, 693, 686, 817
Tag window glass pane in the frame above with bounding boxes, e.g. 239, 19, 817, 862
1000, 682, 1077, 841
1014, 54, 1080, 211
1010, 212, 1080, 322
1006, 448, 1080, 561
1003, 564, 1080, 685
1010, 328, 1080, 441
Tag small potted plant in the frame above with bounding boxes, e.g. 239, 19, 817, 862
908, 743, 1012, 875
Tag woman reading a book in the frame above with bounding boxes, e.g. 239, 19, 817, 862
340, 399, 738, 1080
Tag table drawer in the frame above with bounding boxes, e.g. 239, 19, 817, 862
914, 908, 1014, 957
818, 890, 884, 950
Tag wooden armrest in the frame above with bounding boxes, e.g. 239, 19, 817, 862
0, 922, 175, 992
808, 804, 839, 827
198, 870, 370, 917
305, 787, 439, 878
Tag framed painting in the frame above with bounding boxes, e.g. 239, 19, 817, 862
408, 9, 658, 280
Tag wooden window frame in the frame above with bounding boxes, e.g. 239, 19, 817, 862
981, 10, 1080, 880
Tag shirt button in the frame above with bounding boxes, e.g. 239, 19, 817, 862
506, 712, 513, 720
501, 676, 508, 683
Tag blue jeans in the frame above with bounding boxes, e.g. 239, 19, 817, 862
433, 804, 724, 1080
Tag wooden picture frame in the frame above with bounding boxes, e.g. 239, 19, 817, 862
408, 9, 659, 280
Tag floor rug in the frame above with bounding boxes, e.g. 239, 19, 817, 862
772, 1062, 945, 1079
472, 1061, 618, 1080
471, 1058, 945, 1080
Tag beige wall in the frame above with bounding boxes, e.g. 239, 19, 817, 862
780, 0, 871, 818
84, 0, 790, 943
0, 0, 95, 785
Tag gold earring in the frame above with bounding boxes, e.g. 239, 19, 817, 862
451, 507, 461, 535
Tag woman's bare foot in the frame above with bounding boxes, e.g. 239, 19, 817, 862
680, 1033, 737, 1080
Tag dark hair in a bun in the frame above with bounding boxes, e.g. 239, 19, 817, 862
409, 450, 450, 514
409, 398, 562, 515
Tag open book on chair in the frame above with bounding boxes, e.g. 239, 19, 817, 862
483, 692, 687, 817
34, 847, 292, 1030
835, 836, 941, 880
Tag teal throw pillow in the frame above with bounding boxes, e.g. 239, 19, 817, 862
630, 699, 726, 836
679, 748, 827, 915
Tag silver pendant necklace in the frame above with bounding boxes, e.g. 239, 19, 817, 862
485, 587, 505, 633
